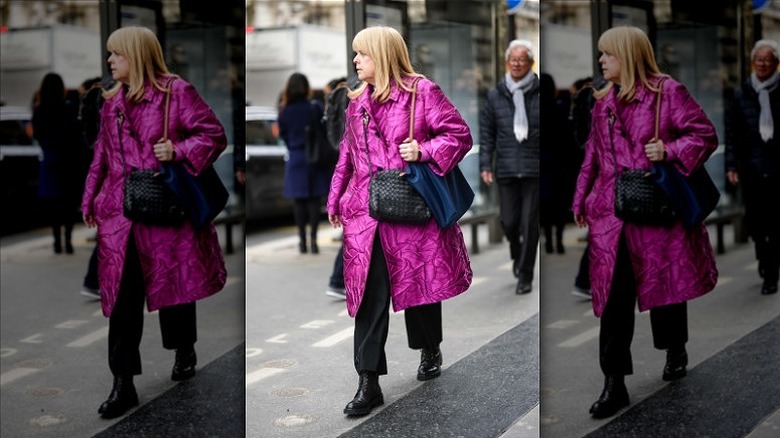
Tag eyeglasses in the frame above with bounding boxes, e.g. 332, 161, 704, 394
754, 57, 778, 65
508, 58, 530, 65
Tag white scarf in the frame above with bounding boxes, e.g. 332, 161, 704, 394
750, 70, 779, 142
505, 71, 535, 142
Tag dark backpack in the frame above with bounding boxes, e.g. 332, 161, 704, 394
305, 101, 339, 169
80, 86, 104, 148
325, 82, 349, 149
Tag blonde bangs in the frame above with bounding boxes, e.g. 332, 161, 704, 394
104, 27, 171, 102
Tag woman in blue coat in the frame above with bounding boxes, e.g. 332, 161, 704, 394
278, 72, 331, 254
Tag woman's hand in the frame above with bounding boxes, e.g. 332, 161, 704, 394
399, 138, 420, 162
726, 170, 739, 185
329, 214, 342, 228
83, 213, 96, 228
153, 139, 176, 162
574, 213, 588, 228
644, 140, 665, 162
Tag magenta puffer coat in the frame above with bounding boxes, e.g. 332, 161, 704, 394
81, 78, 227, 317
572, 77, 718, 317
327, 77, 473, 317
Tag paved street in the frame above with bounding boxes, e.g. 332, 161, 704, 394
0, 225, 245, 438
540, 225, 780, 437
245, 224, 540, 438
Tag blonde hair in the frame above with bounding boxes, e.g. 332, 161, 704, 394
348, 26, 423, 103
594, 26, 666, 102
104, 26, 172, 102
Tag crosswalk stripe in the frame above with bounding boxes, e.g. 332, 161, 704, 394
0, 368, 39, 386
312, 327, 353, 347
246, 368, 284, 385
66, 326, 108, 348
558, 326, 600, 348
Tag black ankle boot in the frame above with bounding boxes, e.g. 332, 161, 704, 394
171, 346, 197, 381
663, 347, 688, 381
98, 375, 139, 419
343, 371, 383, 416
310, 236, 319, 254
417, 348, 443, 381
589, 375, 629, 419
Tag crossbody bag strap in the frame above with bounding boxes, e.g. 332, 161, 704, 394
362, 77, 422, 175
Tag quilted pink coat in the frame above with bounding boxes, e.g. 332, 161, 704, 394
572, 77, 718, 317
81, 78, 227, 317
327, 77, 473, 317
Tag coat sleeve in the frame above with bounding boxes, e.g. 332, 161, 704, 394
479, 90, 497, 173
662, 81, 718, 176
170, 80, 227, 175
572, 115, 600, 216
417, 80, 473, 175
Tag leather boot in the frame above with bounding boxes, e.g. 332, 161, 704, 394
343, 371, 383, 416
310, 233, 319, 254
589, 375, 629, 419
171, 346, 197, 381
98, 375, 139, 419
662, 346, 688, 381
417, 348, 443, 381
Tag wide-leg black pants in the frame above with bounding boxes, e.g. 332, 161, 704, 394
353, 233, 442, 375
599, 233, 688, 376
107, 233, 197, 376
497, 177, 540, 283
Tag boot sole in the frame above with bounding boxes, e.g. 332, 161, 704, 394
416, 369, 441, 381
589, 397, 629, 419
343, 395, 384, 416
99, 396, 139, 419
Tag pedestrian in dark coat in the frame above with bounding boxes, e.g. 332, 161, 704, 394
278, 72, 331, 254
32, 72, 87, 254
479, 39, 540, 295
725, 39, 780, 295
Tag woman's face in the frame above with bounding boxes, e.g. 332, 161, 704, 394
599, 50, 621, 84
108, 51, 130, 84
353, 50, 375, 85
752, 46, 779, 82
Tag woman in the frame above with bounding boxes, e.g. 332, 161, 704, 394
81, 26, 227, 419
571, 26, 718, 419
278, 72, 331, 254
327, 26, 473, 417
32, 72, 86, 254
725, 39, 779, 295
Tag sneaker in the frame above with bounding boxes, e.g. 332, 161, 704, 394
80, 286, 101, 300
571, 286, 592, 300
326, 287, 347, 300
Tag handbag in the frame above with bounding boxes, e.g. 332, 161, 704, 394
120, 108, 186, 226
123, 167, 186, 226
158, 81, 229, 229
367, 78, 432, 224
612, 79, 677, 226
405, 161, 474, 229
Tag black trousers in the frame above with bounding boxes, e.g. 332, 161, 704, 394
108, 233, 197, 376
497, 177, 540, 282
353, 233, 442, 375
599, 233, 688, 376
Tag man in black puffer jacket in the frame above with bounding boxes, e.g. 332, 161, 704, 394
725, 39, 780, 295
479, 39, 540, 295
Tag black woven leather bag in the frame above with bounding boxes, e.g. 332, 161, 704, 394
123, 169, 185, 226
615, 169, 677, 226
369, 169, 432, 224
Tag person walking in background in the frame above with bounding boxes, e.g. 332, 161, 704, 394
568, 75, 604, 301
539, 72, 578, 256
327, 26, 473, 417
81, 26, 227, 419
78, 76, 106, 300
572, 27, 719, 419
479, 39, 540, 295
32, 72, 87, 255
725, 39, 779, 295
278, 72, 331, 254
323, 76, 350, 300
